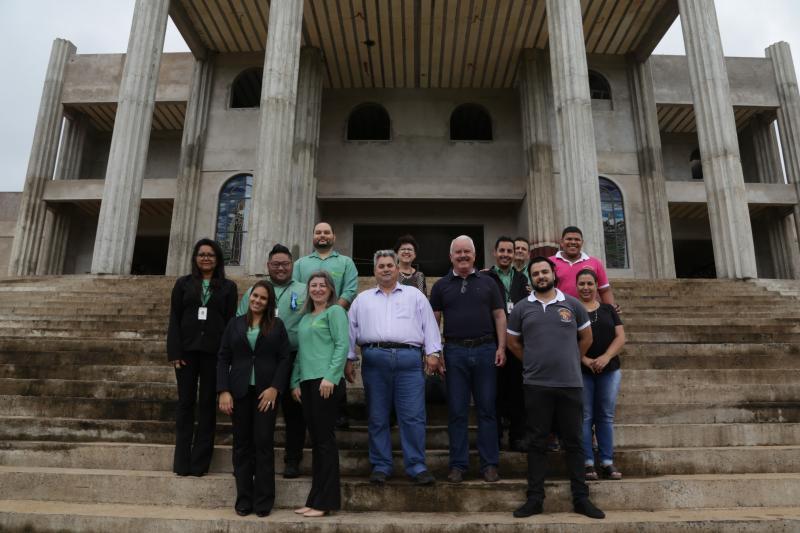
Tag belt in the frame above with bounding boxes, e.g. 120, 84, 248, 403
446, 334, 495, 348
362, 342, 421, 350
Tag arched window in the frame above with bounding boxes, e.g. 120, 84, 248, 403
216, 174, 253, 265
589, 71, 611, 100
450, 103, 493, 141
599, 177, 628, 269
690, 148, 703, 180
230, 68, 263, 108
347, 103, 391, 140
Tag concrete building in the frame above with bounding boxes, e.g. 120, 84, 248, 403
5, 0, 800, 280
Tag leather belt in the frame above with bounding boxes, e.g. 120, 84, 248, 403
446, 334, 496, 348
362, 342, 420, 350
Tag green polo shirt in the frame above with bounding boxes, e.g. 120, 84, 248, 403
237, 279, 307, 351
292, 250, 358, 304
514, 263, 530, 283
290, 305, 349, 389
492, 265, 514, 302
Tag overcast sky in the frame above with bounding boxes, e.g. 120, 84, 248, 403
1, 0, 799, 192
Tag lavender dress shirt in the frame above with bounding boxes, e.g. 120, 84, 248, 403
347, 283, 442, 360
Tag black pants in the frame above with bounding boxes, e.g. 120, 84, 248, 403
497, 352, 526, 444
301, 378, 342, 511
524, 385, 589, 504
173, 351, 216, 475
231, 386, 279, 513
283, 353, 307, 465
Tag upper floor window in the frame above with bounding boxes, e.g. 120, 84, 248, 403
589, 71, 611, 100
450, 103, 493, 141
231, 68, 263, 108
347, 103, 391, 140
599, 177, 628, 269
216, 174, 253, 265
690, 149, 703, 180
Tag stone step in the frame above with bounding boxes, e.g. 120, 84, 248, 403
621, 342, 800, 356
0, 338, 166, 354
1, 466, 799, 512
0, 328, 163, 340
623, 353, 800, 370
2, 441, 799, 478
2, 501, 799, 533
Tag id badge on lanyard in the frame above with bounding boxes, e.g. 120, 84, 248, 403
198, 307, 208, 321
506, 301, 514, 314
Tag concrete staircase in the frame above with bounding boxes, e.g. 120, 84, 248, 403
0, 275, 799, 531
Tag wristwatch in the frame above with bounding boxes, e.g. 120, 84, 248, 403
427, 351, 441, 359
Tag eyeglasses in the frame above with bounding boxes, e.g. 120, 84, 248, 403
268, 261, 291, 269
196, 253, 216, 259
460, 278, 468, 294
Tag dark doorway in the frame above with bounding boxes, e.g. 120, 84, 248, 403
131, 236, 169, 275
673, 239, 716, 278
352, 224, 485, 276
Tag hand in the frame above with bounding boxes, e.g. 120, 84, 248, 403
291, 387, 302, 403
592, 354, 611, 374
581, 356, 595, 369
257, 387, 279, 412
319, 378, 335, 399
172, 359, 188, 369
344, 360, 357, 383
495, 347, 506, 367
425, 354, 441, 376
613, 303, 622, 315
524, 284, 532, 294
218, 391, 233, 415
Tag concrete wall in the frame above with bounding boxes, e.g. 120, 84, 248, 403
0, 193, 21, 275
82, 130, 181, 181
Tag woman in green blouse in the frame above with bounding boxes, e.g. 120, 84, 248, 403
291, 270, 349, 517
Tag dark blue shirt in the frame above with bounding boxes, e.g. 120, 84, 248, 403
430, 269, 504, 339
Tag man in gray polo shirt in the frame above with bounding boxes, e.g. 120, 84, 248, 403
507, 256, 604, 520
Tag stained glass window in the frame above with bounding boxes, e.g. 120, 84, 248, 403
599, 177, 628, 269
216, 174, 252, 265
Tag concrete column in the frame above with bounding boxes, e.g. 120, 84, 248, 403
165, 56, 214, 275
627, 57, 676, 278
246, 0, 304, 274
289, 47, 324, 257
545, 0, 605, 260
8, 39, 75, 276
678, 0, 757, 278
91, 0, 170, 274
517, 49, 558, 249
751, 114, 784, 184
36, 114, 89, 275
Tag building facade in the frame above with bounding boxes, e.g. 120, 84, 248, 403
5, 0, 800, 279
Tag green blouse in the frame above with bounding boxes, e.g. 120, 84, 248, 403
291, 305, 349, 389
247, 325, 259, 386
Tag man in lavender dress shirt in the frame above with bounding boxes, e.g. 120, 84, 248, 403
347, 250, 442, 486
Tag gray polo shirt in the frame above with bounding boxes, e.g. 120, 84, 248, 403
507, 289, 590, 388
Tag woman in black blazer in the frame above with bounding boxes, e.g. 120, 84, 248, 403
218, 280, 291, 517
166, 238, 238, 477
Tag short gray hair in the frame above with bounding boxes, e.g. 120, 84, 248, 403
449, 235, 475, 254
373, 249, 398, 267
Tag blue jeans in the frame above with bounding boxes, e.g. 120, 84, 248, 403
361, 347, 427, 476
582, 369, 622, 466
444, 342, 499, 472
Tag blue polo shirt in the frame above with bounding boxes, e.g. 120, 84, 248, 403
430, 269, 504, 340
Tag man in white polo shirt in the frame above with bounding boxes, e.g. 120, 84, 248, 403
506, 256, 604, 520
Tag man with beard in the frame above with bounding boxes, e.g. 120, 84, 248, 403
236, 244, 307, 479
293, 222, 359, 428
506, 257, 604, 520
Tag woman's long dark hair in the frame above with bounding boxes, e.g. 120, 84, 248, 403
247, 280, 277, 336
190, 238, 226, 291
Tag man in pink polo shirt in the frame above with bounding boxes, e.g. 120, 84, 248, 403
549, 226, 619, 311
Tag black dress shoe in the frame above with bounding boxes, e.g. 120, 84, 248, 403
413, 470, 435, 486
235, 508, 252, 517
283, 462, 300, 479
369, 470, 388, 486
513, 499, 543, 518
256, 510, 271, 517
574, 498, 605, 519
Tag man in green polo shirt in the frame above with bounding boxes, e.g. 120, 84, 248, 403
237, 243, 307, 479
292, 221, 358, 429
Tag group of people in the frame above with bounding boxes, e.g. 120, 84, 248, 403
166, 222, 625, 520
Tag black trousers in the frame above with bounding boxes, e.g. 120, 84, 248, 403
283, 353, 307, 465
301, 378, 342, 511
524, 385, 589, 504
497, 352, 526, 444
231, 386, 279, 513
173, 351, 217, 475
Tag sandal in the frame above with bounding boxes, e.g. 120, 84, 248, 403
584, 465, 599, 481
601, 464, 622, 480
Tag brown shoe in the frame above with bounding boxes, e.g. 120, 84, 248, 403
482, 466, 500, 482
446, 468, 464, 483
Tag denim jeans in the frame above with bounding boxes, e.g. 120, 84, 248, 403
444, 342, 499, 472
582, 369, 622, 466
361, 347, 427, 476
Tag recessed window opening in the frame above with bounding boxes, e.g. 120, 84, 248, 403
450, 103, 492, 141
690, 148, 703, 180
599, 177, 628, 269
589, 71, 611, 100
231, 68, 263, 108
347, 103, 391, 140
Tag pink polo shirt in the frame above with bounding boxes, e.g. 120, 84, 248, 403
548, 251, 610, 299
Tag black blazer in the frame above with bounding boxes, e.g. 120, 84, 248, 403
166, 275, 238, 361
486, 268, 529, 313
216, 315, 291, 399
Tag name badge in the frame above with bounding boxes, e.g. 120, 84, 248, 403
197, 307, 208, 321
506, 301, 514, 314
275, 308, 280, 318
